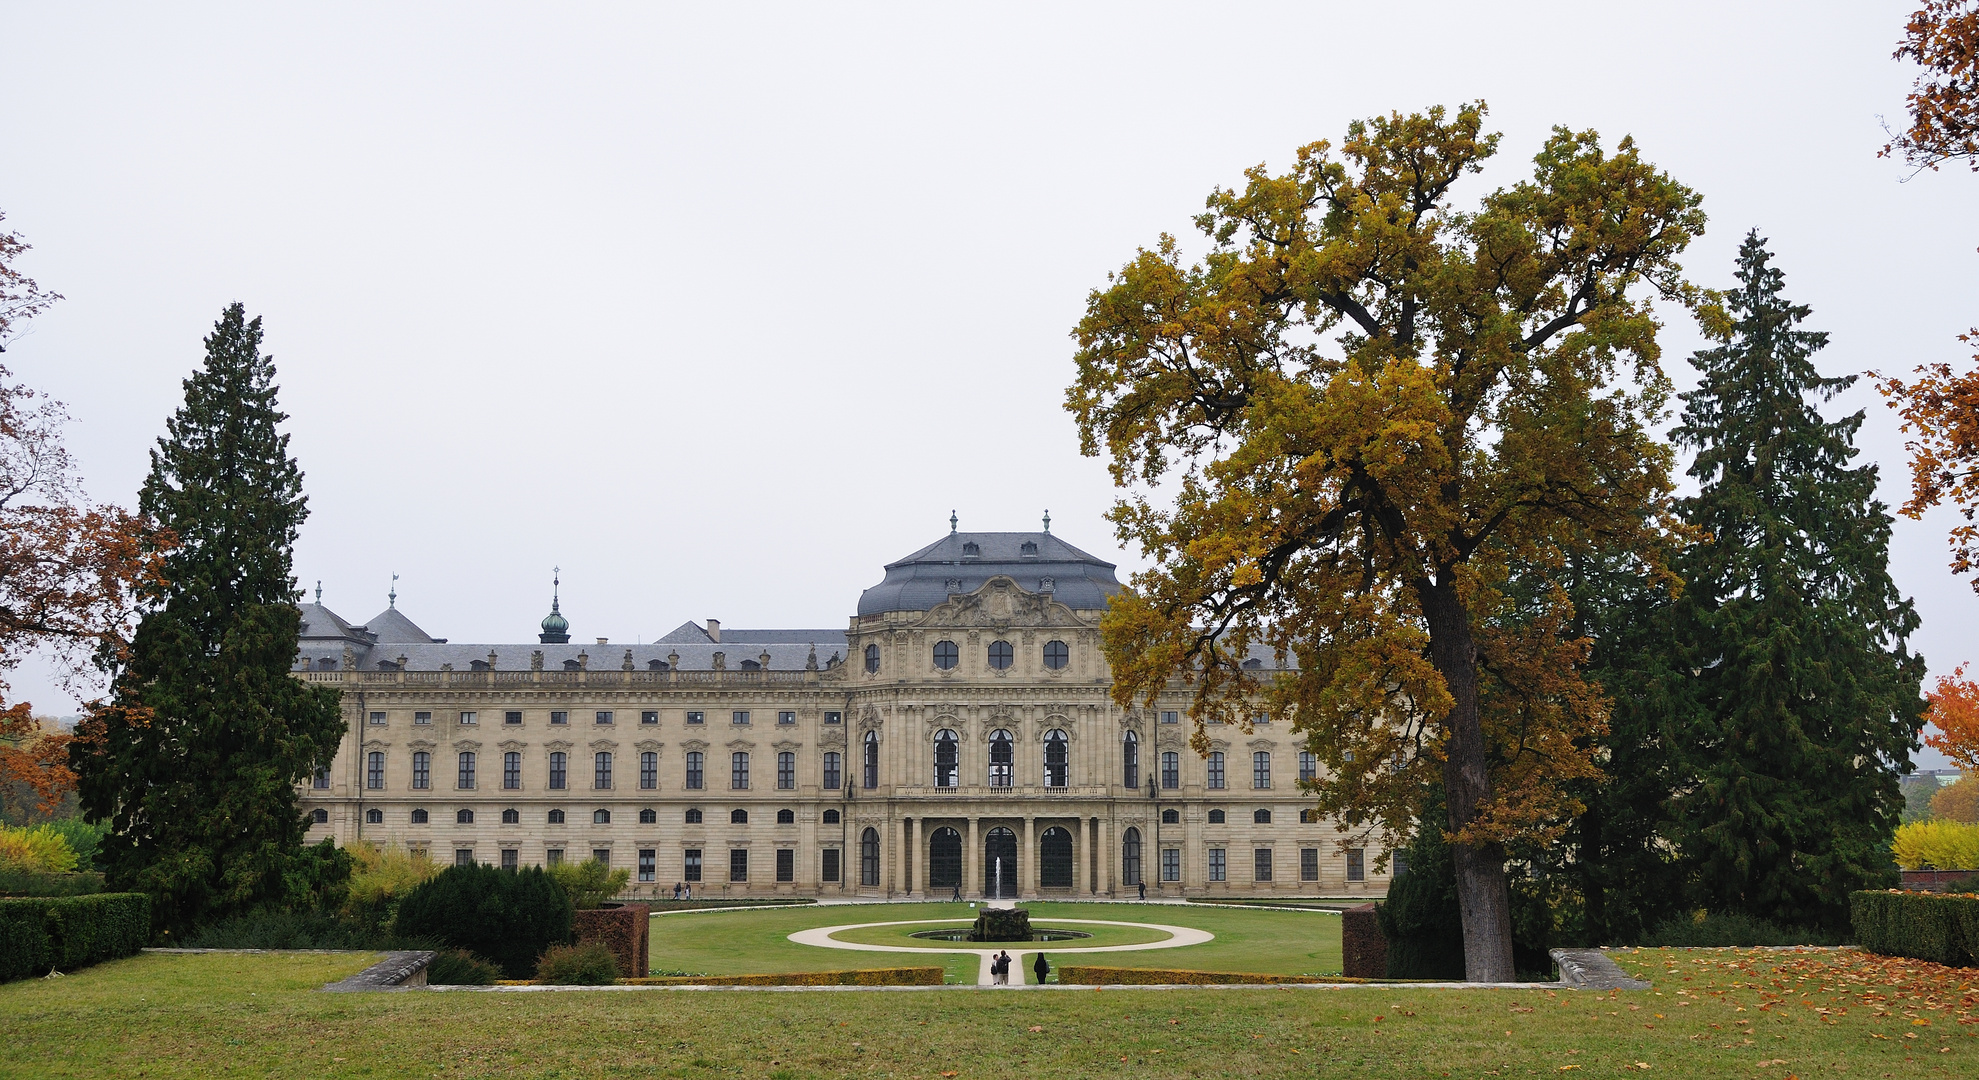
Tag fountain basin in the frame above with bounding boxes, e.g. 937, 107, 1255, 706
910, 926, 1093, 943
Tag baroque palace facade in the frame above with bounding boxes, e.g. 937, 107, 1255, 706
297, 526, 1394, 900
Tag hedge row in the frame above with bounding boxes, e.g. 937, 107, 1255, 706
0, 893, 151, 982
615, 967, 944, 987
0, 870, 104, 898
1851, 890, 1979, 967
1056, 966, 1370, 985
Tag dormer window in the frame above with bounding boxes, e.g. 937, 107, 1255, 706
1020, 541, 1038, 556
562, 659, 582, 671
648, 658, 667, 670
469, 659, 489, 671
961, 541, 980, 557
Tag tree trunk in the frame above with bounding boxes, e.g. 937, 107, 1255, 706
1419, 575, 1518, 982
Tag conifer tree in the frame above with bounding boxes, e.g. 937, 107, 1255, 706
1670, 233, 1926, 932
72, 304, 344, 936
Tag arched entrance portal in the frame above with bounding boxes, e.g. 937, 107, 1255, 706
984, 827, 1017, 898
928, 827, 962, 892
1039, 826, 1073, 889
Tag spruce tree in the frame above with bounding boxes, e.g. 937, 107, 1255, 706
1669, 233, 1926, 932
72, 304, 344, 937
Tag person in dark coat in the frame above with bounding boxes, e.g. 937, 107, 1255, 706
1137, 880, 1146, 901
1033, 952, 1049, 985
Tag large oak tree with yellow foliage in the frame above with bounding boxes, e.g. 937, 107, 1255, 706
1068, 104, 1706, 981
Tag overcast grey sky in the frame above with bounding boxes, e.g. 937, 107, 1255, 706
3, 2, 1974, 764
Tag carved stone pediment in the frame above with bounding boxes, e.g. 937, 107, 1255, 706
362, 738, 390, 751
1156, 728, 1187, 749
818, 728, 846, 748
588, 739, 618, 751
725, 738, 754, 751
772, 740, 803, 752
1207, 738, 1231, 752
915, 576, 1083, 632
544, 739, 574, 752
681, 739, 709, 752
406, 739, 436, 752
1247, 738, 1276, 751
498, 740, 528, 752
633, 740, 664, 752
453, 739, 481, 753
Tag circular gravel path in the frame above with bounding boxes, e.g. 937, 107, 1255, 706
787, 918, 1214, 986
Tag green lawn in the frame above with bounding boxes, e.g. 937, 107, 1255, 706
3, 946, 1975, 1078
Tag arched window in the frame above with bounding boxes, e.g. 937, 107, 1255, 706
594, 751, 613, 790
1253, 751, 1271, 789
777, 751, 795, 790
549, 751, 568, 790
929, 827, 962, 891
685, 751, 704, 790
777, 808, 795, 824
311, 808, 329, 824
1207, 751, 1226, 790
932, 640, 958, 670
457, 752, 476, 790
933, 729, 959, 788
1299, 808, 1319, 823
987, 640, 1013, 670
731, 808, 748, 824
1043, 729, 1069, 788
862, 731, 879, 789
685, 808, 703, 824
640, 751, 658, 790
1039, 826, 1073, 889
547, 809, 565, 824
730, 751, 749, 790
366, 751, 384, 790
1122, 730, 1140, 790
412, 751, 431, 790
860, 827, 881, 886
1207, 809, 1226, 824
988, 729, 1014, 787
501, 808, 520, 824
411, 808, 430, 824
1161, 808, 1179, 824
594, 809, 612, 824
365, 808, 383, 824
823, 809, 840, 824
864, 643, 880, 673
1042, 640, 1069, 670
823, 751, 842, 790
1121, 826, 1143, 886
639, 808, 657, 824
1253, 809, 1272, 824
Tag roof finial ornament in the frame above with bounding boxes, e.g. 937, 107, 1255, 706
388, 573, 397, 609
552, 566, 561, 612
538, 567, 570, 644
314, 580, 322, 604
950, 510, 957, 535
1043, 509, 1051, 534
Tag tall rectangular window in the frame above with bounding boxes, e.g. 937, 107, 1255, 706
822, 752, 841, 791
546, 849, 564, 866
1253, 848, 1273, 882
504, 711, 522, 725
731, 752, 749, 790
684, 848, 702, 882
1347, 847, 1366, 882
777, 752, 795, 790
504, 752, 521, 790
594, 751, 613, 790
686, 751, 704, 790
1122, 734, 1140, 790
1161, 848, 1180, 882
778, 711, 795, 726
731, 710, 750, 726
549, 752, 567, 790
1208, 847, 1226, 882
1161, 751, 1179, 790
1392, 849, 1410, 878
501, 849, 518, 870
1299, 751, 1317, 782
596, 710, 613, 725
457, 752, 476, 790
369, 711, 386, 726
686, 711, 704, 725
412, 751, 431, 790
454, 848, 474, 867
638, 849, 656, 882
313, 767, 330, 790
640, 751, 658, 790
729, 849, 748, 882
550, 711, 568, 726
821, 848, 841, 883
1206, 752, 1225, 790
366, 751, 384, 790
640, 711, 658, 725
1300, 847, 1320, 882
1253, 751, 1271, 790
776, 848, 795, 882
592, 849, 610, 866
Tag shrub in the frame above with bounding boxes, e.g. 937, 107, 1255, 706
1931, 775, 1979, 823
340, 842, 442, 931
0, 824, 79, 872
426, 949, 500, 985
1895, 820, 1979, 870
535, 941, 619, 984
1640, 911, 1848, 947
0, 893, 150, 982
1851, 890, 1979, 966
393, 863, 572, 979
546, 859, 630, 910
971, 907, 1032, 941
0, 870, 102, 897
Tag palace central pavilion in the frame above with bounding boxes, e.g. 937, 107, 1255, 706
298, 525, 1394, 899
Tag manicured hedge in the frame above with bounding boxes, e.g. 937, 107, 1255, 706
1851, 890, 1979, 967
394, 864, 573, 979
614, 967, 944, 986
0, 893, 151, 982
1056, 966, 1371, 985
0, 870, 104, 897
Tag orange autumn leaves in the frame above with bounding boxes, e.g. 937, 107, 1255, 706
1924, 664, 1979, 773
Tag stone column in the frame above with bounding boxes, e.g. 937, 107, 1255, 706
1021, 816, 1037, 899
1099, 815, 1114, 897
883, 811, 895, 898
906, 816, 921, 898
965, 816, 979, 898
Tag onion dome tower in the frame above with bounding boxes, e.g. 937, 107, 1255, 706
538, 569, 570, 644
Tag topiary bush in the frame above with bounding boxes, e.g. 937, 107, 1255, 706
425, 948, 500, 985
0, 893, 151, 982
970, 907, 1032, 941
1852, 890, 1979, 966
393, 863, 572, 979
535, 941, 619, 984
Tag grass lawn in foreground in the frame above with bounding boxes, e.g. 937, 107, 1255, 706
3, 947, 1976, 1078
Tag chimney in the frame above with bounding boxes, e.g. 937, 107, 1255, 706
596, 637, 609, 646
706, 619, 721, 643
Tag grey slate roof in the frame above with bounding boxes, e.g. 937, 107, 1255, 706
856, 531, 1122, 616
654, 622, 845, 645
297, 603, 373, 647
361, 606, 444, 644
340, 639, 846, 673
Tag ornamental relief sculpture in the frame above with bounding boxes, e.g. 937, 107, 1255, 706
916, 576, 1085, 631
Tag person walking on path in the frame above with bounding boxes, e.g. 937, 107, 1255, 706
952, 883, 963, 902
1033, 953, 1049, 985
1137, 880, 1146, 901
998, 951, 1011, 985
